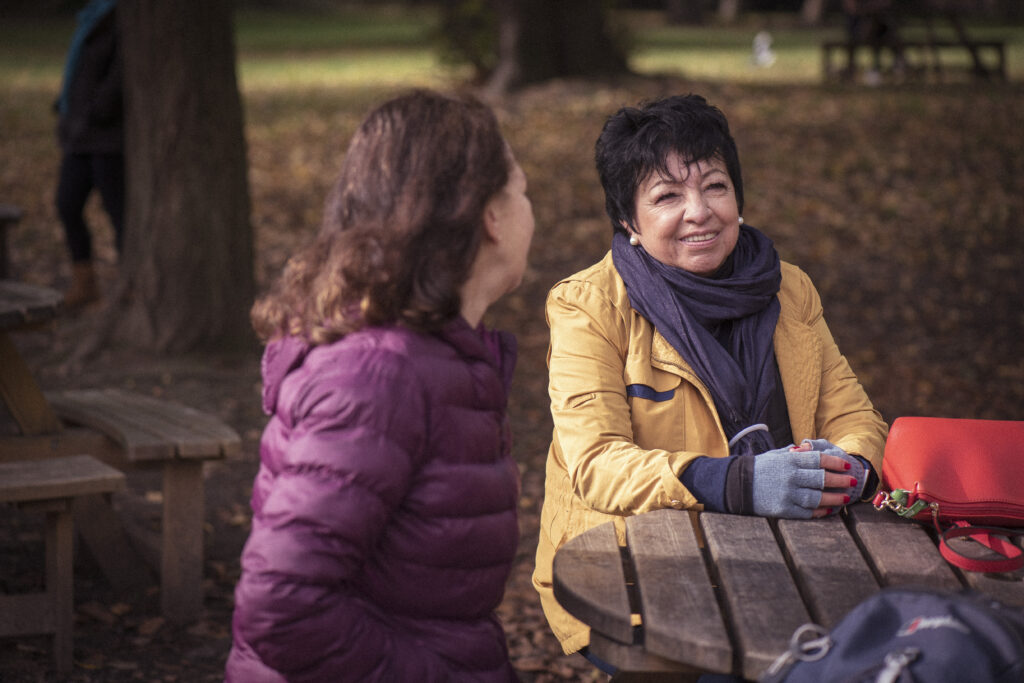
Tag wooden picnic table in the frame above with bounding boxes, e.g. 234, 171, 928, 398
0, 279, 240, 623
0, 279, 64, 436
553, 503, 1024, 681
821, 38, 1006, 82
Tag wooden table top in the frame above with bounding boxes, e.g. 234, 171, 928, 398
552, 503, 1024, 680
0, 279, 63, 332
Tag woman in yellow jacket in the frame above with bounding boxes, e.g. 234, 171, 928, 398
532, 94, 888, 670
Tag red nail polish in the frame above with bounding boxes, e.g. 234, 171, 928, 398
850, 477, 858, 487
828, 508, 835, 515
843, 495, 851, 504
844, 462, 851, 470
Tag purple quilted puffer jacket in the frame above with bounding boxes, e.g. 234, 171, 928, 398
226, 318, 521, 682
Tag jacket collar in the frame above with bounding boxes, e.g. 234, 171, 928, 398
260, 318, 519, 413
260, 335, 310, 415
438, 317, 518, 395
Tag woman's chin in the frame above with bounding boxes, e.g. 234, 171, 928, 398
673, 252, 727, 277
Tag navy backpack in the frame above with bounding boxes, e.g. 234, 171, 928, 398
760, 587, 1024, 683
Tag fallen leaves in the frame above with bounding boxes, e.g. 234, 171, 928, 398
138, 616, 166, 637
2, 60, 1022, 683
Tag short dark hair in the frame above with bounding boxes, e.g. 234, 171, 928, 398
594, 93, 743, 234
252, 89, 510, 344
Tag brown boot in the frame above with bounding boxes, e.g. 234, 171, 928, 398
64, 261, 100, 309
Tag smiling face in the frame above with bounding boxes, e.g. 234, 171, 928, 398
630, 152, 740, 277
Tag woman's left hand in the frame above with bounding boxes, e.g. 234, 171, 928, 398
791, 440, 866, 516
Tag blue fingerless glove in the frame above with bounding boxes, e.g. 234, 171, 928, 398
751, 447, 825, 519
801, 438, 867, 502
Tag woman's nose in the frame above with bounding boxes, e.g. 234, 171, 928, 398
683, 192, 711, 223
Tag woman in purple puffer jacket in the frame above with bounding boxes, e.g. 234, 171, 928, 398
226, 89, 535, 682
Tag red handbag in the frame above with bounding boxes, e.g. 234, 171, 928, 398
873, 416, 1024, 573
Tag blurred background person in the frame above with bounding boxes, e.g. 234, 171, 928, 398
842, 0, 906, 84
54, 0, 123, 307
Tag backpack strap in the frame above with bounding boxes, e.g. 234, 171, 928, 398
938, 521, 1024, 573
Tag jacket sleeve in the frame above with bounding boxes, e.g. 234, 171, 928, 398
88, 24, 122, 126
546, 280, 697, 515
232, 353, 450, 682
793, 268, 888, 492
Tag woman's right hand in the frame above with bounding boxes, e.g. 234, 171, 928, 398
751, 443, 859, 519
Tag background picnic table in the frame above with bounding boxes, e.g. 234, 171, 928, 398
1, 6, 1022, 682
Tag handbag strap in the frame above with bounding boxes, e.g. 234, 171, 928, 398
938, 521, 1024, 573
875, 489, 1024, 572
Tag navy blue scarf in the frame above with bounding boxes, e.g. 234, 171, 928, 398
612, 225, 782, 455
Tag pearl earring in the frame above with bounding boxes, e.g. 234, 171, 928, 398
629, 234, 639, 246
738, 216, 744, 225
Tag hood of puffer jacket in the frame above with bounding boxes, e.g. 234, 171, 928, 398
260, 335, 310, 416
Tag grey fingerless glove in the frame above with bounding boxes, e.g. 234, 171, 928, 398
801, 438, 867, 502
751, 447, 825, 519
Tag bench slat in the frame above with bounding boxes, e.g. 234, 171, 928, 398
45, 388, 240, 461
46, 390, 174, 460
627, 509, 732, 673
958, 538, 1024, 607
846, 504, 962, 591
850, 506, 1024, 606
702, 513, 811, 680
776, 514, 879, 628
0, 280, 62, 330
552, 520, 634, 645
50, 389, 215, 458
0, 455, 124, 503
95, 389, 240, 450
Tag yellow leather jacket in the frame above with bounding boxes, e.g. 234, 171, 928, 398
533, 251, 887, 654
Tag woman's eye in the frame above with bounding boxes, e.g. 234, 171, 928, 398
655, 192, 676, 203
705, 182, 728, 192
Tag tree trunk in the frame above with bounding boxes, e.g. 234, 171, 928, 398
485, 0, 630, 92
116, 1, 253, 354
718, 0, 742, 23
482, 0, 521, 96
801, 0, 827, 25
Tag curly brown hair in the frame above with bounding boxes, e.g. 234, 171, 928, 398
251, 89, 511, 345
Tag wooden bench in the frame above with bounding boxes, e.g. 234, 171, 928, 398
41, 388, 242, 623
822, 39, 1006, 82
1, 388, 242, 622
0, 455, 125, 673
1, 282, 241, 623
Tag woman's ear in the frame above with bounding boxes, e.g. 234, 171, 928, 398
620, 220, 641, 246
482, 199, 503, 243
